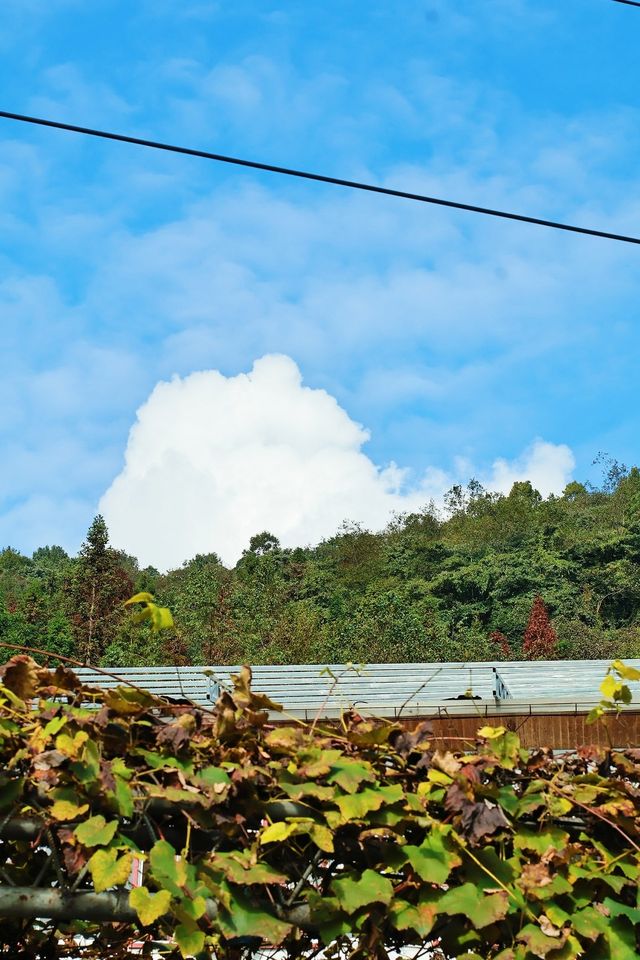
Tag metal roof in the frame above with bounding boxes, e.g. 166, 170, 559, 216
74, 658, 640, 721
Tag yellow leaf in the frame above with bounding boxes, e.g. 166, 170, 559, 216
50, 799, 89, 821
612, 660, 640, 681
600, 674, 620, 700
428, 769, 453, 785
124, 592, 155, 606
260, 821, 300, 845
88, 848, 133, 892
129, 886, 172, 926
477, 725, 507, 739
309, 823, 334, 852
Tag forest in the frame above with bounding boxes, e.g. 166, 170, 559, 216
2, 459, 640, 667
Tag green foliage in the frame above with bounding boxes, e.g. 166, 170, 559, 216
66, 516, 134, 663
0, 655, 639, 958
5, 472, 640, 666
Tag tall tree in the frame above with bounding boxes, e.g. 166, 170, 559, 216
67, 516, 133, 663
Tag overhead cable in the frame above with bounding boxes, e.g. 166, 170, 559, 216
0, 109, 638, 246
611, 0, 640, 8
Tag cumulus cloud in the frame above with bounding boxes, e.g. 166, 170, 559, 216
100, 355, 575, 570
488, 440, 575, 498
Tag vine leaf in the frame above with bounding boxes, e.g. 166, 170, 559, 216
332, 869, 394, 913
149, 839, 188, 897
129, 886, 172, 926
335, 784, 404, 822
216, 887, 292, 944
175, 924, 205, 959
390, 894, 438, 937
327, 758, 376, 793
88, 848, 133, 892
405, 824, 462, 884
0, 655, 39, 700
74, 814, 118, 847
517, 923, 569, 957
438, 883, 510, 928
50, 798, 89, 821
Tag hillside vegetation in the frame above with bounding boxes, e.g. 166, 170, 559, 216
2, 461, 640, 667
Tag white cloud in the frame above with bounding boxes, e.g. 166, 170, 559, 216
488, 440, 575, 498
100, 355, 575, 570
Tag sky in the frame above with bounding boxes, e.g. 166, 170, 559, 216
1, 0, 640, 567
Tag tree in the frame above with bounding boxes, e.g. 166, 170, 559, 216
67, 516, 133, 663
522, 595, 558, 659
247, 531, 280, 555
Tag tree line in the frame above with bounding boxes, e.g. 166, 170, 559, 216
2, 460, 640, 666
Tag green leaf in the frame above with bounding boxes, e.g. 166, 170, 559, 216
177, 895, 207, 921
603, 897, 640, 925
327, 758, 376, 793
216, 886, 292, 944
74, 814, 118, 847
210, 851, 288, 886
129, 886, 172, 926
149, 839, 187, 897
88, 848, 133, 892
603, 918, 639, 959
260, 820, 303, 844
332, 869, 394, 913
280, 781, 335, 801
572, 905, 609, 941
195, 765, 231, 787
405, 824, 462, 884
438, 883, 509, 928
517, 923, 565, 957
513, 826, 569, 855
390, 893, 438, 937
309, 823, 334, 852
175, 924, 205, 958
335, 784, 404, 822
113, 777, 134, 817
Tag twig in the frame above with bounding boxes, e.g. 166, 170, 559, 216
396, 668, 443, 719
285, 850, 322, 907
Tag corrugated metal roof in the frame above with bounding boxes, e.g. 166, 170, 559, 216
73, 658, 640, 720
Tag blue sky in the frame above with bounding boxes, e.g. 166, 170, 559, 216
2, 0, 640, 564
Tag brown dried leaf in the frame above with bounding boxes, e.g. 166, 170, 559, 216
432, 750, 462, 776
518, 861, 553, 892
461, 800, 510, 843
157, 714, 196, 750
0, 655, 40, 700
392, 721, 433, 757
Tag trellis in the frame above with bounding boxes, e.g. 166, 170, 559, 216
0, 653, 639, 958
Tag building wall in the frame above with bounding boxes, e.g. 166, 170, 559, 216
409, 711, 640, 750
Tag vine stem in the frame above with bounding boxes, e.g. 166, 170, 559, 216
450, 828, 537, 922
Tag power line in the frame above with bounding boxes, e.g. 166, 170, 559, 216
1, 108, 639, 246
611, 0, 640, 7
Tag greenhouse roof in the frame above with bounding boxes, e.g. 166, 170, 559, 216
75, 658, 640, 721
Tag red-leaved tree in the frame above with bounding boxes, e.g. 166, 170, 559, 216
523, 595, 557, 659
